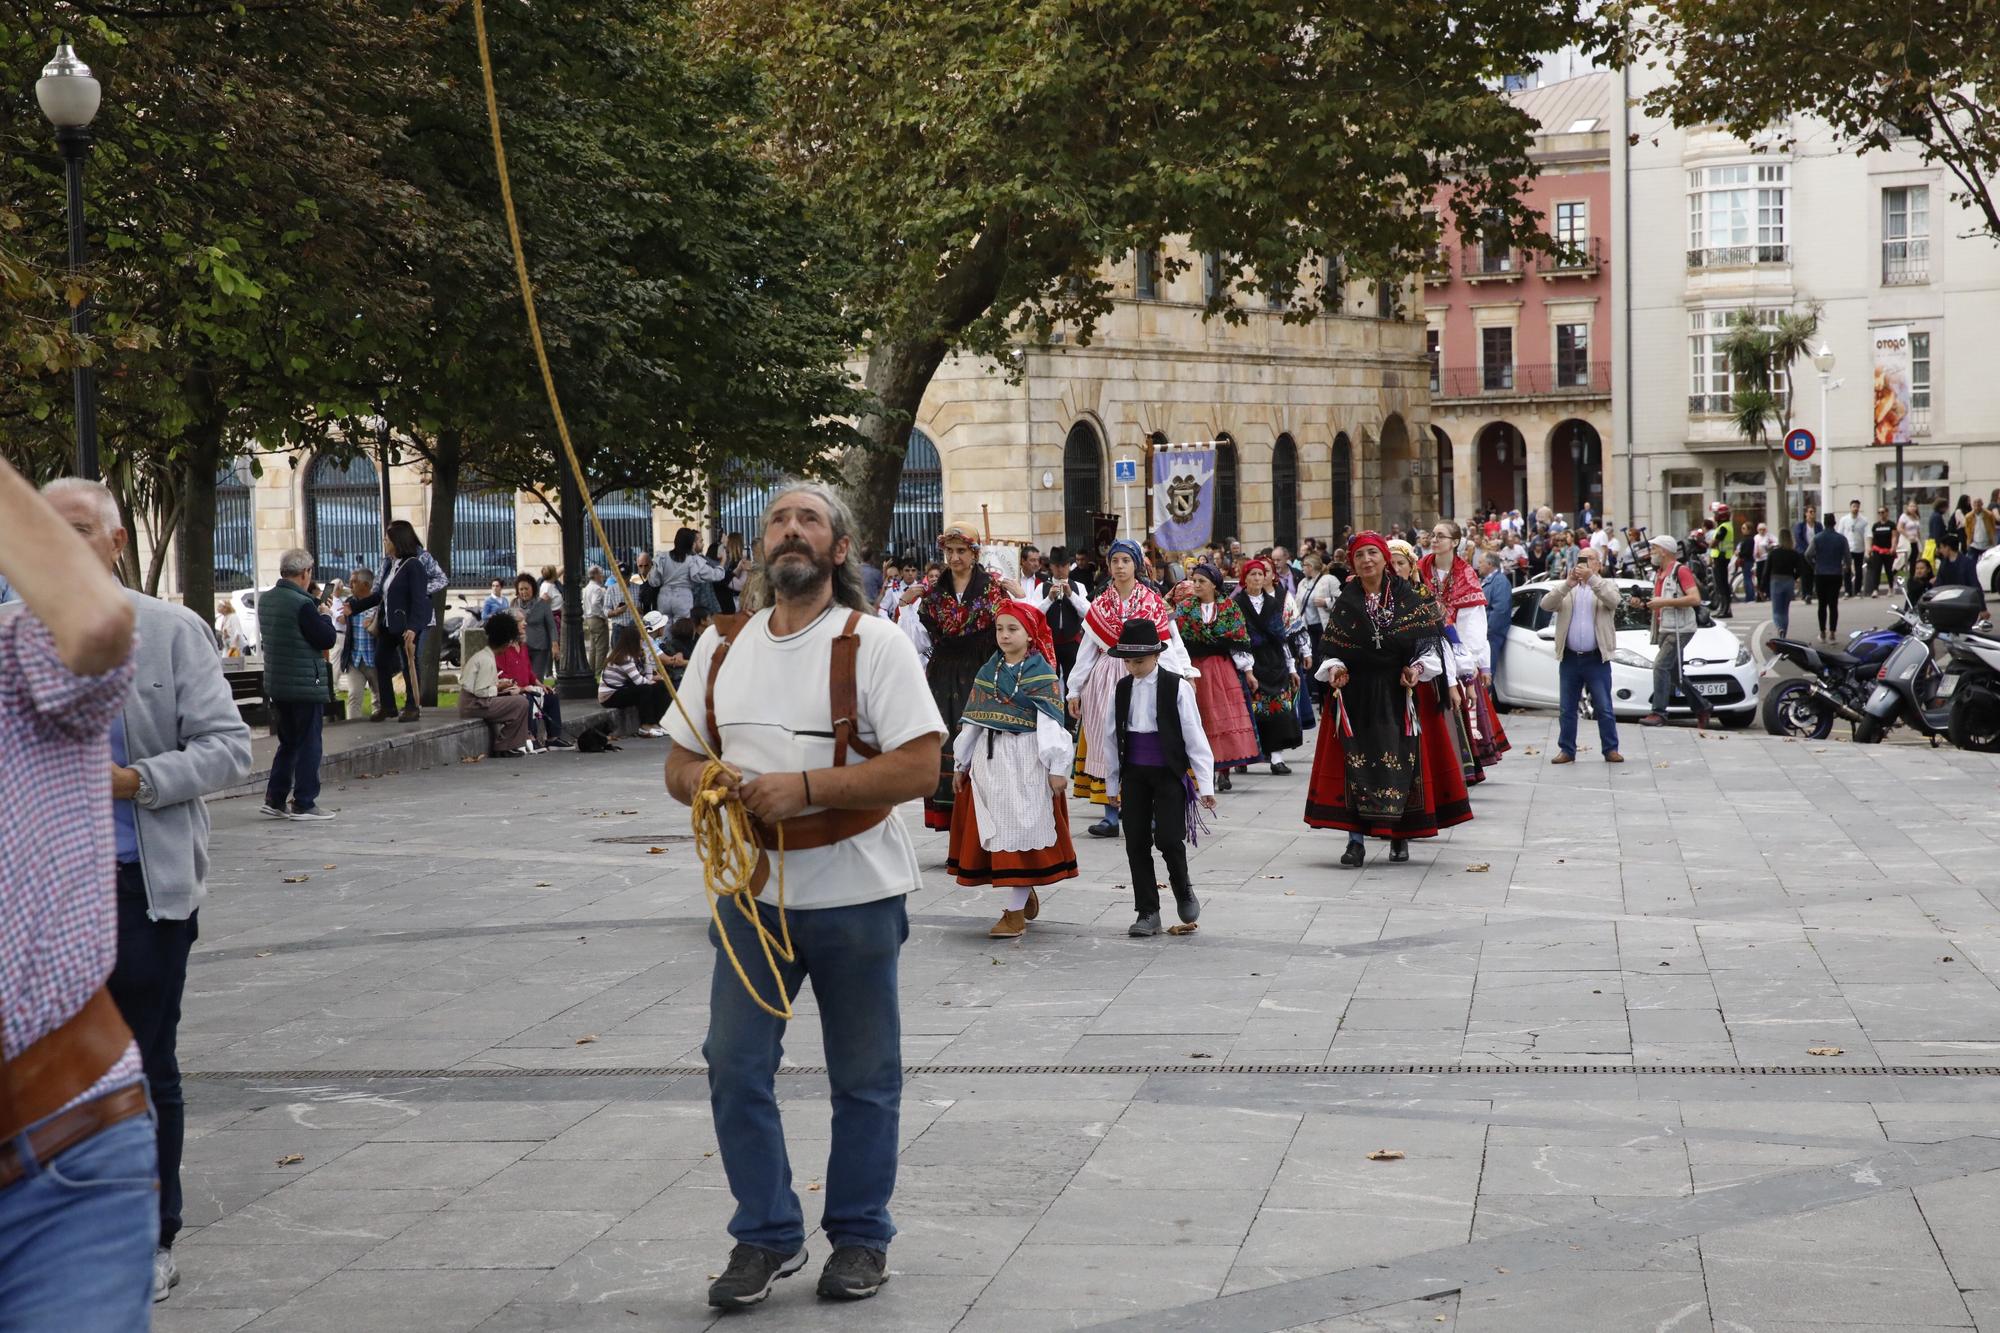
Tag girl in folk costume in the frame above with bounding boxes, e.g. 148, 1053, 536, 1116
897, 521, 1025, 830
1234, 558, 1308, 774
1066, 538, 1194, 837
1173, 564, 1262, 792
1418, 520, 1511, 769
1305, 533, 1474, 867
947, 601, 1079, 938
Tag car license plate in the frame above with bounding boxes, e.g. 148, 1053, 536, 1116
1693, 681, 1729, 697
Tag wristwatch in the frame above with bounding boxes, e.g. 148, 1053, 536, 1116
134, 770, 156, 807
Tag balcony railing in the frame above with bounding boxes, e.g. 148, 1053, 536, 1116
1688, 392, 1733, 415
1883, 238, 1930, 286
1911, 405, 1931, 436
1435, 360, 1611, 399
1423, 251, 1452, 283
1461, 244, 1523, 280
1538, 236, 1602, 276
1687, 244, 1791, 270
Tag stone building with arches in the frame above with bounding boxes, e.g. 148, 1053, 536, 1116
901, 245, 1435, 557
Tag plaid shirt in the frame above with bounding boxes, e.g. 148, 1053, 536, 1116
350, 609, 377, 668
0, 612, 142, 1112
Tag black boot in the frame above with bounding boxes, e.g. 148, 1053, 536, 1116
1216, 771, 1232, 792
1339, 839, 1365, 868
1388, 839, 1410, 863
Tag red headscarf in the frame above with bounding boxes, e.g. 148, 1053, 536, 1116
1347, 532, 1392, 566
1238, 557, 1273, 584
996, 599, 1058, 668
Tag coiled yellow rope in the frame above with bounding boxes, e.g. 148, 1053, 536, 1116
471, 0, 795, 1018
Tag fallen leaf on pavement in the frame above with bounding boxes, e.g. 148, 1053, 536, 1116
1190, 1052, 1213, 1059
1263, 874, 1285, 880
807, 1182, 822, 1192
1284, 890, 1297, 896
282, 874, 309, 884
1523, 747, 1541, 756
1807, 1046, 1844, 1057
1942, 956, 1955, 963
575, 1035, 598, 1045
459, 754, 484, 764
255, 950, 272, 958
535, 881, 552, 888
275, 1153, 303, 1166
322, 864, 336, 870
1366, 1149, 1405, 1161
1166, 923, 1199, 935
1466, 863, 1490, 873
1655, 762, 1670, 768
647, 847, 668, 855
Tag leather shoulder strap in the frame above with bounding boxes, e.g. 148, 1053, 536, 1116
830, 610, 878, 766
702, 613, 752, 753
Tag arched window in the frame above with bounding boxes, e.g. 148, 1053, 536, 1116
1272, 434, 1299, 551
1331, 432, 1354, 535
889, 428, 944, 560
1213, 435, 1239, 545
304, 454, 381, 582
214, 457, 255, 593
1063, 421, 1102, 553
587, 488, 659, 575
452, 475, 517, 587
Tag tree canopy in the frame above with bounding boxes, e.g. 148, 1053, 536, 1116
704, 0, 1604, 546
1621, 1, 2000, 240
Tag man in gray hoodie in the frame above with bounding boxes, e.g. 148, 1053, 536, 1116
39, 479, 253, 1304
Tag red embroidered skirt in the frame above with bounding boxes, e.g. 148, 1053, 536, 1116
1189, 657, 1262, 768
1304, 686, 1474, 840
946, 794, 1080, 888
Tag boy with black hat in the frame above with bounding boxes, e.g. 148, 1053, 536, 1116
1104, 618, 1217, 937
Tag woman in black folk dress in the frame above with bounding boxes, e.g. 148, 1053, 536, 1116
1232, 558, 1307, 774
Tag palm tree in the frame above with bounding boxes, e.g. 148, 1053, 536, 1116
1720, 304, 1821, 536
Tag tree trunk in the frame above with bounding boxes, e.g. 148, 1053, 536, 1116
113, 489, 144, 590
143, 486, 186, 598
1764, 445, 1791, 537
176, 390, 224, 618
841, 337, 949, 552
422, 428, 462, 707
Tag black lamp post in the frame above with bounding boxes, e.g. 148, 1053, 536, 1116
36, 38, 102, 481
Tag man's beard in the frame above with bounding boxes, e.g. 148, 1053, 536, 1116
768, 542, 834, 599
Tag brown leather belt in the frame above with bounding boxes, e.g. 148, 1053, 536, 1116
0, 987, 135, 1142
751, 805, 892, 853
0, 1082, 150, 1194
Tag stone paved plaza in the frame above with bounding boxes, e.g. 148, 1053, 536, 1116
156, 706, 2000, 1332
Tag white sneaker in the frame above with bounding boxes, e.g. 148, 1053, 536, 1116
258, 803, 289, 819
153, 1247, 179, 1303
638, 725, 667, 738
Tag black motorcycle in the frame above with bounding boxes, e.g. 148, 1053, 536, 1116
1759, 624, 1903, 740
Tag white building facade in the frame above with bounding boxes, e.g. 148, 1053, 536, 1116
1613, 63, 2000, 539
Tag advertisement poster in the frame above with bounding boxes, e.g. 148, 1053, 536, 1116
1151, 446, 1216, 550
1872, 324, 1912, 446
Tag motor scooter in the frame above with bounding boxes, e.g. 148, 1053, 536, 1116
1943, 627, 2000, 752
1854, 586, 1984, 744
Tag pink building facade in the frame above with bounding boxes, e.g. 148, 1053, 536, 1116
1426, 74, 1615, 527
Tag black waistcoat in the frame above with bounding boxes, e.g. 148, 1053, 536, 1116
1114, 669, 1190, 773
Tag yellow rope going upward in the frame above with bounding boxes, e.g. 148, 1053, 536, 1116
470, 0, 795, 1019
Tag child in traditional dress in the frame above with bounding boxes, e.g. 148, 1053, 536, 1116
946, 601, 1079, 938
1104, 618, 1217, 937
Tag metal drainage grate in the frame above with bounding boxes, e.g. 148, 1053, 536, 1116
184, 1062, 2000, 1081
593, 834, 695, 845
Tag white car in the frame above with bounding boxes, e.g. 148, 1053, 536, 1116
1494, 576, 1758, 725
1978, 545, 2000, 595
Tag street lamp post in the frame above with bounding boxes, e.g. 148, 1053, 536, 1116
36, 39, 102, 481
1812, 343, 1841, 521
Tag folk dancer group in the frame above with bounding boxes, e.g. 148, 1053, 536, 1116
901, 522, 1509, 939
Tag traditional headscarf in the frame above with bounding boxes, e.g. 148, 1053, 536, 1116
1190, 562, 1224, 593
1106, 538, 1144, 569
1238, 557, 1273, 585
1387, 538, 1419, 565
1347, 532, 1392, 565
939, 519, 982, 550
995, 599, 1057, 668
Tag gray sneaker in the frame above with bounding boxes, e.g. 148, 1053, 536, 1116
1128, 912, 1161, 937
1174, 891, 1201, 925
152, 1247, 179, 1303
286, 802, 335, 822
257, 803, 289, 819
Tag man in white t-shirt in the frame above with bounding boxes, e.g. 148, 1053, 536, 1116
665, 482, 943, 1310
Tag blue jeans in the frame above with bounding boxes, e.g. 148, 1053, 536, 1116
1558, 649, 1619, 757
1771, 576, 1796, 638
705, 894, 908, 1255
0, 1110, 158, 1332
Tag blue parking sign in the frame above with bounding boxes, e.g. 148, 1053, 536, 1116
1114, 458, 1138, 484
